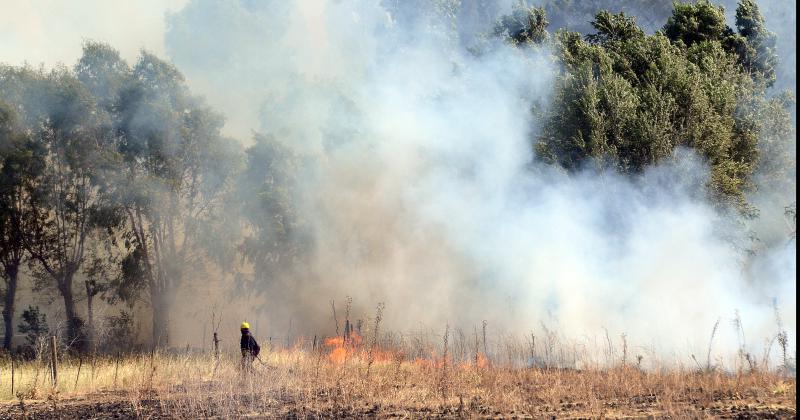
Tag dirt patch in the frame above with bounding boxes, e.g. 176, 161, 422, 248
0, 390, 795, 419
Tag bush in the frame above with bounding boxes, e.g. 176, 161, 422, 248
17, 306, 49, 359
99, 311, 138, 354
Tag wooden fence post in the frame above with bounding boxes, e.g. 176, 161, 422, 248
74, 354, 83, 391
91, 352, 96, 386
212, 332, 222, 376
50, 335, 58, 387
113, 351, 120, 388
213, 332, 220, 362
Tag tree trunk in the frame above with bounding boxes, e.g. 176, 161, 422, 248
85, 281, 95, 353
2, 264, 19, 351
59, 275, 83, 351
152, 291, 171, 348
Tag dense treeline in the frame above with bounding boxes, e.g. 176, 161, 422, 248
0, 47, 260, 353
0, 0, 794, 355
498, 0, 793, 210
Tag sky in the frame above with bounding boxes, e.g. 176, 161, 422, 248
0, 0, 188, 68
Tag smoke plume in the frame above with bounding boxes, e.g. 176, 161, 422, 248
162, 0, 795, 365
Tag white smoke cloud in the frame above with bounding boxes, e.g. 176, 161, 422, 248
163, 0, 795, 366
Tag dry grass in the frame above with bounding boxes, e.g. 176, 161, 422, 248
0, 338, 795, 418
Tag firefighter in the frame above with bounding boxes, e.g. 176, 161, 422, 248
239, 322, 261, 373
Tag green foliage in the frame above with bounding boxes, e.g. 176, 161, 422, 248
111, 49, 240, 346
494, 2, 549, 45
662, 0, 778, 87
116, 244, 148, 304
663, 0, 732, 47
734, 0, 778, 86
586, 11, 644, 44
18, 305, 48, 348
237, 134, 307, 294
535, 0, 675, 34
532, 1, 792, 210
74, 41, 131, 110
0, 87, 49, 350
0, 101, 45, 268
99, 311, 137, 354
0, 42, 241, 349
0, 63, 118, 350
753, 91, 796, 191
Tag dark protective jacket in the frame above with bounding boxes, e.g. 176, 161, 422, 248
240, 331, 260, 357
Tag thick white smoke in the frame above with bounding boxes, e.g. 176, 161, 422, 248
161, 1, 790, 368
162, 0, 795, 366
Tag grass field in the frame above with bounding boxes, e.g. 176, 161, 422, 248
0, 333, 795, 419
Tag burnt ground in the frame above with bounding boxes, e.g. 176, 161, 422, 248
0, 389, 795, 419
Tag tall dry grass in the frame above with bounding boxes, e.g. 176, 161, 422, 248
0, 332, 795, 417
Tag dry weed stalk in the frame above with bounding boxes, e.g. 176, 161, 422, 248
481, 320, 488, 362
364, 302, 385, 380
439, 324, 450, 401
330, 300, 339, 337
707, 318, 720, 372
621, 333, 628, 366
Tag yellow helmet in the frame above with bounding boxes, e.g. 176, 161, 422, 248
241, 322, 250, 330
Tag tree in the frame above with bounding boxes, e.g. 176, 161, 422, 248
72, 41, 130, 353
18, 305, 49, 350
534, 3, 790, 210
663, 0, 732, 47
81, 246, 119, 353
585, 11, 644, 45
237, 134, 307, 294
733, 0, 778, 86
114, 52, 238, 347
0, 100, 46, 350
74, 41, 131, 110
494, 2, 549, 45
535, 0, 675, 35
18, 67, 119, 350
663, 0, 777, 87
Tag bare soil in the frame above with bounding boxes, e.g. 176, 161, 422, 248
0, 387, 795, 419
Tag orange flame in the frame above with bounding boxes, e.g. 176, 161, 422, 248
411, 352, 449, 370
475, 352, 490, 369
457, 352, 490, 370
324, 333, 363, 363
370, 349, 396, 363
323, 333, 402, 364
